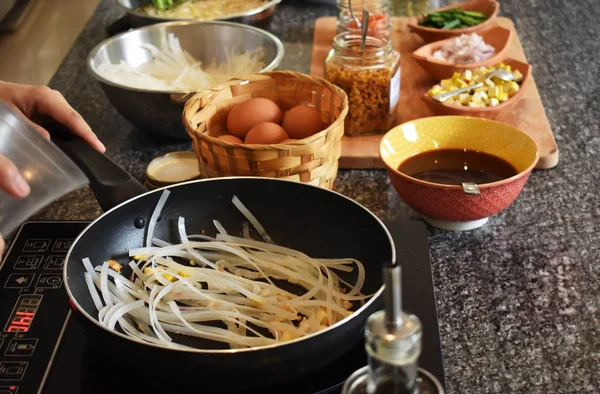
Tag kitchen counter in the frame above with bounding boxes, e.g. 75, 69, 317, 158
31, 0, 600, 392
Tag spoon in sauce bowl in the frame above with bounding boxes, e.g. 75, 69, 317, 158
433, 69, 515, 103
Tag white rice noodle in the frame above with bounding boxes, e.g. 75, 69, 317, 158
242, 221, 250, 239
108, 300, 145, 330
152, 238, 172, 247
213, 220, 228, 236
129, 247, 158, 257
84, 272, 103, 312
146, 189, 171, 247
82, 194, 369, 350
100, 262, 114, 307
96, 33, 265, 92
232, 195, 274, 244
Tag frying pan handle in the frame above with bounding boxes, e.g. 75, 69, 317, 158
47, 123, 148, 212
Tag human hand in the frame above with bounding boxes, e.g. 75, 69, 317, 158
0, 81, 106, 258
0, 81, 106, 151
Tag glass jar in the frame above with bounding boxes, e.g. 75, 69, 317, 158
337, 0, 391, 39
325, 32, 400, 136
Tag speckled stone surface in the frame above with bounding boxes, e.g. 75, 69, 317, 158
27, 0, 600, 392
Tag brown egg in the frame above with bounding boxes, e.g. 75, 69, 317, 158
281, 105, 323, 140
217, 134, 243, 144
226, 98, 283, 139
245, 122, 289, 145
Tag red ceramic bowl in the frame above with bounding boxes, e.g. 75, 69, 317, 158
379, 116, 539, 231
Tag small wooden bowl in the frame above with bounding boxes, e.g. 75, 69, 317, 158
407, 0, 500, 43
421, 58, 532, 120
412, 26, 513, 80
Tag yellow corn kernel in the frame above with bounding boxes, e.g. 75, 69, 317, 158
316, 308, 327, 325
490, 98, 500, 106
463, 69, 473, 81
107, 259, 122, 273
428, 85, 443, 96
458, 93, 471, 104
507, 82, 520, 96
488, 85, 502, 98
143, 267, 158, 275
451, 72, 462, 81
179, 272, 191, 278
281, 331, 295, 342
513, 70, 524, 82
440, 79, 454, 89
468, 101, 485, 108
162, 273, 175, 282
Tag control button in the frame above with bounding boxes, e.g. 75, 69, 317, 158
0, 386, 18, 394
4, 339, 37, 357
13, 256, 43, 270
51, 239, 73, 253
35, 274, 62, 289
43, 255, 64, 270
0, 361, 27, 381
22, 239, 50, 253
4, 274, 34, 289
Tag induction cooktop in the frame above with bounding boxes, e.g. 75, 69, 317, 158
0, 220, 444, 394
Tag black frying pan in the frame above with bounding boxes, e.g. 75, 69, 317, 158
51, 129, 394, 392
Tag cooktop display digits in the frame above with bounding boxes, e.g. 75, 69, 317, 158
0, 222, 89, 394
3, 296, 42, 334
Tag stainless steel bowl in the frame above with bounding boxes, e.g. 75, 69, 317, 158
117, 0, 282, 28
88, 21, 284, 140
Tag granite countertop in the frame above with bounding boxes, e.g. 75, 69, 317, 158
30, 0, 600, 392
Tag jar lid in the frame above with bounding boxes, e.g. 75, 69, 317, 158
145, 152, 201, 189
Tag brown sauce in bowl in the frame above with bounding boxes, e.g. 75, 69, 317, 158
397, 149, 518, 185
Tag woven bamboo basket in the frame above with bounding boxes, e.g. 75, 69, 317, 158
182, 71, 348, 190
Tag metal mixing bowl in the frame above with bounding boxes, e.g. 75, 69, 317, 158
116, 0, 282, 28
87, 21, 284, 140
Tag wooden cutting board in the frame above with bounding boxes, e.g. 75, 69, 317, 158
310, 17, 559, 170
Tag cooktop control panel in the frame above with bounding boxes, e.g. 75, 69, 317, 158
0, 222, 89, 394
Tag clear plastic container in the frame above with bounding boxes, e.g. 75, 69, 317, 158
0, 101, 88, 236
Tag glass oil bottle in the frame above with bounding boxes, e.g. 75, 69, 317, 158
342, 265, 444, 394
